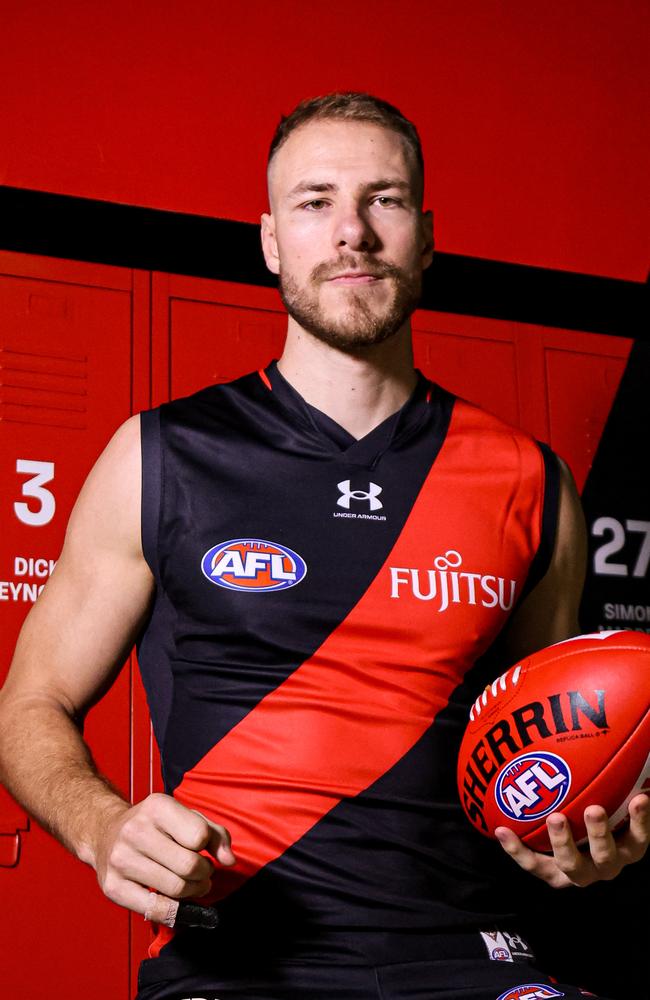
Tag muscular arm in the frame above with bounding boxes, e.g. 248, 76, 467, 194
0, 416, 234, 919
496, 456, 649, 886
0, 418, 152, 855
503, 455, 586, 662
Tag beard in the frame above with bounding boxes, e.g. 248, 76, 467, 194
278, 253, 422, 352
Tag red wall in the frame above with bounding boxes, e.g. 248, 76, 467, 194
1, 0, 648, 281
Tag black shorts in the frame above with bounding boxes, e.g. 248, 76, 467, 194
135, 957, 610, 1000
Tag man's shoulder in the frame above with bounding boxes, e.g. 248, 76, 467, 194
144, 368, 267, 425
170, 367, 262, 406
450, 393, 542, 449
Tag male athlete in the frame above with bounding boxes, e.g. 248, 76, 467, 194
0, 94, 647, 1000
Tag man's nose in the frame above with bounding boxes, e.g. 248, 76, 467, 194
333, 206, 378, 252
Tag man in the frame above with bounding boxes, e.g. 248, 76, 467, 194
0, 93, 647, 1000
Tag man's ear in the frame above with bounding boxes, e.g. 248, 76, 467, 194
421, 209, 434, 269
261, 213, 280, 275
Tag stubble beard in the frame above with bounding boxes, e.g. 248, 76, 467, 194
278, 254, 422, 352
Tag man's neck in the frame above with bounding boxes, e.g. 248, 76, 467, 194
276, 321, 418, 440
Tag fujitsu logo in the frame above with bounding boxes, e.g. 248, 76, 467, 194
389, 549, 517, 613
337, 480, 383, 511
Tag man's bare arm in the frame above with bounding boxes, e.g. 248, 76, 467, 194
0, 416, 234, 919
502, 456, 586, 661
496, 457, 649, 885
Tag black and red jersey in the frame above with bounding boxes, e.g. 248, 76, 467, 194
137, 362, 559, 976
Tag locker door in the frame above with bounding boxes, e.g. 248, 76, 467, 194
530, 327, 632, 491
151, 273, 286, 404
412, 309, 522, 426
412, 309, 631, 488
0, 250, 149, 999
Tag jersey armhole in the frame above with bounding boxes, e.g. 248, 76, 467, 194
140, 407, 162, 579
518, 441, 561, 603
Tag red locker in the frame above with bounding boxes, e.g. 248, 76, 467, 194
412, 309, 631, 489
0, 251, 150, 997
151, 273, 286, 404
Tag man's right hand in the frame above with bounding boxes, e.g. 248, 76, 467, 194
89, 793, 236, 917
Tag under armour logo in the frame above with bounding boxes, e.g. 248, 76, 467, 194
337, 480, 383, 511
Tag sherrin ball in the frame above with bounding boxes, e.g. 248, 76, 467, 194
457, 630, 650, 851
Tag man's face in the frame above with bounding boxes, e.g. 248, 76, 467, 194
262, 120, 433, 351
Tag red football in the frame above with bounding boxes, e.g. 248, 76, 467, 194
457, 630, 650, 851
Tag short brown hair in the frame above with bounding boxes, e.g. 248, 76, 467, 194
268, 91, 424, 188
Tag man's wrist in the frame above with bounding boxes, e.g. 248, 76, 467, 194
75, 792, 130, 868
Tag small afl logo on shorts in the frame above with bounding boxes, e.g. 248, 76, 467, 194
495, 986, 565, 1000
495, 751, 571, 823
201, 538, 307, 593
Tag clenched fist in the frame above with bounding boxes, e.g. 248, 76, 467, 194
87, 793, 236, 919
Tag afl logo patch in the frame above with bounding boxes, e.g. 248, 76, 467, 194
201, 538, 307, 593
496, 987, 564, 1000
495, 751, 571, 823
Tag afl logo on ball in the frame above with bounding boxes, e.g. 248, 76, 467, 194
201, 538, 307, 593
496, 987, 564, 1000
495, 751, 571, 823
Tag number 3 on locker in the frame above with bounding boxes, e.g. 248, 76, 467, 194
14, 459, 56, 527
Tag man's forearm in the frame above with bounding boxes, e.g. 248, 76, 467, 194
0, 693, 129, 867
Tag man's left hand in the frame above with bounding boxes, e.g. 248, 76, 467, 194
495, 793, 650, 888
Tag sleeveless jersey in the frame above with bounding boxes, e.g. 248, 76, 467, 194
137, 362, 559, 976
